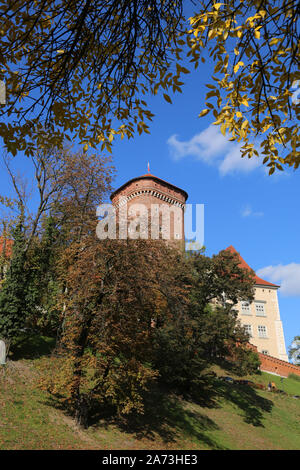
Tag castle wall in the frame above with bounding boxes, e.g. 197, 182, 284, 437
248, 344, 300, 378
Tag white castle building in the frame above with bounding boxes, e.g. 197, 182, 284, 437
225, 246, 288, 362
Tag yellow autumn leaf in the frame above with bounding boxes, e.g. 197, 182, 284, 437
254, 29, 260, 39
269, 38, 281, 46
220, 123, 227, 136
233, 61, 244, 73
241, 97, 249, 107
198, 108, 210, 117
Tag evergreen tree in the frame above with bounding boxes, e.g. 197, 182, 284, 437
25, 215, 61, 335
0, 212, 27, 343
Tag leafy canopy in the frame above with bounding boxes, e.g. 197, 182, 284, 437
0, 0, 186, 155
0, 1, 298, 173
187, 0, 299, 173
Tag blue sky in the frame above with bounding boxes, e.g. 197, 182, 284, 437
0, 4, 299, 357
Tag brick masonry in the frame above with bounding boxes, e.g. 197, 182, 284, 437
110, 173, 188, 242
249, 343, 300, 378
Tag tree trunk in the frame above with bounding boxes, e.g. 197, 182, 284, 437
75, 395, 89, 429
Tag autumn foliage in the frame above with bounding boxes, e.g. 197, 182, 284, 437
39, 238, 190, 426
36, 233, 258, 427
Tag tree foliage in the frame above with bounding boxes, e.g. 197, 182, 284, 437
177, 249, 257, 374
0, 145, 114, 343
0, 211, 27, 342
1, 146, 114, 247
1, 1, 298, 173
24, 215, 61, 335
41, 238, 189, 427
187, 0, 299, 173
0, 0, 186, 155
0, 205, 260, 427
128, 247, 258, 397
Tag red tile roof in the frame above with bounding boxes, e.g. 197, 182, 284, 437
225, 245, 280, 288
110, 174, 188, 201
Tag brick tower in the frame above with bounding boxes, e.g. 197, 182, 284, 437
110, 172, 188, 244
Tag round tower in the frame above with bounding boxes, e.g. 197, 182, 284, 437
110, 173, 188, 244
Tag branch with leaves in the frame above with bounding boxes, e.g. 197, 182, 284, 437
187, 0, 300, 173
0, 0, 187, 156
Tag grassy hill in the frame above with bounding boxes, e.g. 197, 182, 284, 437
0, 337, 299, 450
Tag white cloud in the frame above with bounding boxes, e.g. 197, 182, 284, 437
219, 145, 261, 175
167, 125, 261, 175
257, 264, 300, 297
241, 205, 264, 218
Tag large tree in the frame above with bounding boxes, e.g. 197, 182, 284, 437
153, 248, 259, 391
0, 209, 27, 344
0, 145, 114, 343
1, 146, 114, 249
39, 239, 260, 427
41, 238, 189, 427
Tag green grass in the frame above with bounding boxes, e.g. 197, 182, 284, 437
0, 339, 299, 450
248, 371, 300, 396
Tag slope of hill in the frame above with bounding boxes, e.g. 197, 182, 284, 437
0, 351, 299, 450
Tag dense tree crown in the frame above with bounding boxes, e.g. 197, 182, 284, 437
0, 212, 27, 340
38, 237, 258, 427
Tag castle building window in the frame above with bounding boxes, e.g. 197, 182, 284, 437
258, 325, 268, 338
243, 324, 253, 337
262, 350, 269, 355
255, 301, 266, 316
241, 301, 251, 314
